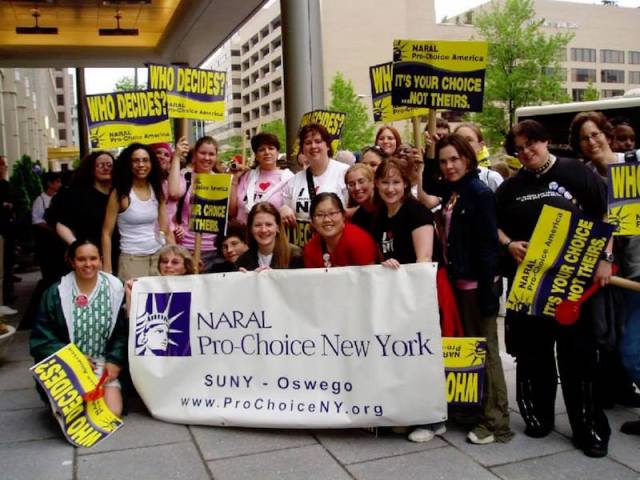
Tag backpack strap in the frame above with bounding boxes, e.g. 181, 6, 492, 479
175, 172, 192, 225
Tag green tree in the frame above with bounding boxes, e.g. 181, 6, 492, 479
472, 0, 573, 146
259, 119, 287, 151
219, 135, 251, 165
583, 81, 600, 101
10, 154, 42, 248
327, 72, 375, 151
114, 75, 144, 92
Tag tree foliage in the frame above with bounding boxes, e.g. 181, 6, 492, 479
472, 0, 573, 146
10, 154, 43, 247
327, 72, 375, 151
219, 135, 251, 165
259, 119, 287, 151
114, 75, 143, 92
583, 81, 600, 102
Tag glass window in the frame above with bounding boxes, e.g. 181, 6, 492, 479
572, 89, 586, 101
601, 89, 625, 98
629, 52, 640, 65
601, 69, 625, 83
630, 71, 640, 84
571, 48, 596, 62
600, 50, 625, 64
571, 68, 596, 82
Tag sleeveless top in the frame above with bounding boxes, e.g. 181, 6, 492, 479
117, 187, 163, 255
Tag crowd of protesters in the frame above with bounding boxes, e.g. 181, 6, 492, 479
22, 110, 640, 458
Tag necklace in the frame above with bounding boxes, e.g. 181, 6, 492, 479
524, 155, 554, 175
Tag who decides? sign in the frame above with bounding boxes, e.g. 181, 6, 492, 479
129, 264, 447, 428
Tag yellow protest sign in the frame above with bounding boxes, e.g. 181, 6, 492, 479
148, 64, 226, 121
30, 343, 123, 448
291, 110, 346, 157
189, 173, 232, 234
507, 206, 615, 317
608, 162, 640, 235
391, 40, 488, 111
442, 337, 486, 406
85, 89, 172, 149
369, 62, 429, 122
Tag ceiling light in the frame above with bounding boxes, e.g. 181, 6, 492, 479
15, 8, 58, 35
99, 10, 138, 36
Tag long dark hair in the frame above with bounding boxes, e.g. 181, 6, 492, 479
246, 202, 291, 269
71, 151, 114, 187
113, 143, 164, 202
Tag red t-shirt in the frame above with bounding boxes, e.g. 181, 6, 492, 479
304, 223, 378, 268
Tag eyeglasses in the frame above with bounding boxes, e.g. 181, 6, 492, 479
313, 210, 342, 220
514, 140, 538, 155
95, 162, 113, 170
580, 131, 604, 143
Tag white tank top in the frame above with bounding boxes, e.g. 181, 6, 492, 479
117, 187, 163, 255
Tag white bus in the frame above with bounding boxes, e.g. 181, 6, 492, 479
515, 94, 640, 157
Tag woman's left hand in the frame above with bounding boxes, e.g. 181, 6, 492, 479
255, 265, 272, 273
594, 260, 613, 287
104, 362, 122, 382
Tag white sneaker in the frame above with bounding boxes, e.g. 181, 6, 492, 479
408, 425, 446, 443
467, 431, 496, 444
0, 305, 17, 315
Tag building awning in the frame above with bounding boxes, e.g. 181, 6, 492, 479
47, 146, 80, 160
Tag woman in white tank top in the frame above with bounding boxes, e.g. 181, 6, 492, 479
102, 143, 173, 281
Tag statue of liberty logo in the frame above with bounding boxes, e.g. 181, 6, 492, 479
135, 292, 192, 356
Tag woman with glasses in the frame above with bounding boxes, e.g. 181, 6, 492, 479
496, 119, 611, 457
51, 151, 118, 270
102, 143, 173, 281
236, 202, 303, 271
304, 192, 377, 268
434, 134, 512, 445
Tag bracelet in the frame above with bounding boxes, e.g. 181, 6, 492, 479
504, 239, 513, 249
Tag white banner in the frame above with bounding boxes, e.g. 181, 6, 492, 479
129, 263, 446, 428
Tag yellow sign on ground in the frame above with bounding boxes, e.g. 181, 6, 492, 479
608, 162, 640, 235
30, 343, 123, 448
442, 337, 486, 406
85, 90, 172, 149
391, 40, 488, 111
148, 64, 226, 121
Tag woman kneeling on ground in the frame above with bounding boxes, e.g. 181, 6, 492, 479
30, 239, 126, 416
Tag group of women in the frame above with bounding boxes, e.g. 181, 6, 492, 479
29, 112, 639, 457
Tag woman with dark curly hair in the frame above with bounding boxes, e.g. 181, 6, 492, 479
102, 143, 173, 280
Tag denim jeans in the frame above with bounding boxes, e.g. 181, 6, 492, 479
620, 289, 640, 383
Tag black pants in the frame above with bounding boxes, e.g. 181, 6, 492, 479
508, 311, 610, 443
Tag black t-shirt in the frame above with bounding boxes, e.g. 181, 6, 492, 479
56, 185, 110, 247
374, 197, 434, 264
495, 157, 607, 243
351, 206, 375, 236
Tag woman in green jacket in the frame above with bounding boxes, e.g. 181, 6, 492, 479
30, 239, 126, 416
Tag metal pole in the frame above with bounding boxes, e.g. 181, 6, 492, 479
280, 0, 324, 169
75, 67, 89, 159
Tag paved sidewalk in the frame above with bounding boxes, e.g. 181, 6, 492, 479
2, 272, 640, 480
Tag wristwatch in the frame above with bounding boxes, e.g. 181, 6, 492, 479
601, 251, 615, 263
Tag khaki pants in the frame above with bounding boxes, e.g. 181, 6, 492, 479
117, 252, 160, 282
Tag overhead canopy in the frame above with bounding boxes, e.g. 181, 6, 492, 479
0, 0, 267, 67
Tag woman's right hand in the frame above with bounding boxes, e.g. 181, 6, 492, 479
423, 131, 443, 150
280, 205, 297, 227
381, 258, 401, 269
507, 240, 529, 264
175, 136, 190, 159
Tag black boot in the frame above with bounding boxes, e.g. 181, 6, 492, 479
516, 377, 554, 438
567, 381, 610, 458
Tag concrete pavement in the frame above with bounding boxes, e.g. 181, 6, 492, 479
2, 272, 640, 480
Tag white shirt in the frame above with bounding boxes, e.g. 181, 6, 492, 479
32, 192, 52, 225
282, 159, 349, 224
